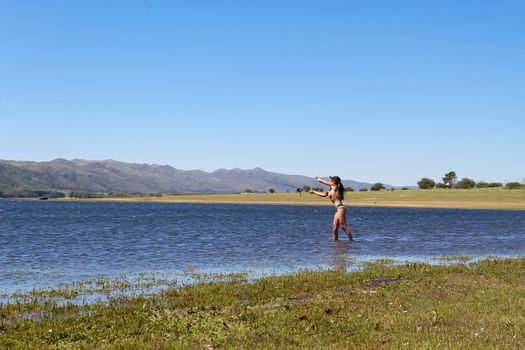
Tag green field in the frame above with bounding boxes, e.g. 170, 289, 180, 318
69, 188, 525, 210
2, 258, 525, 349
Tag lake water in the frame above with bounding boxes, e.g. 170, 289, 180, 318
1, 200, 525, 294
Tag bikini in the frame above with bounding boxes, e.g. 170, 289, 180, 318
329, 190, 345, 211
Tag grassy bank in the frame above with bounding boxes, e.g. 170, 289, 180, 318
62, 188, 525, 210
2, 258, 525, 349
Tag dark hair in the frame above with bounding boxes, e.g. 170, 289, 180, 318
331, 176, 345, 200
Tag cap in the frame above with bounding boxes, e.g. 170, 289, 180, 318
329, 176, 341, 183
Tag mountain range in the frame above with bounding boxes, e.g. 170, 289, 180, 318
0, 158, 400, 195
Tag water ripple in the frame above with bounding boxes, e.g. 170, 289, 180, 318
1, 200, 524, 293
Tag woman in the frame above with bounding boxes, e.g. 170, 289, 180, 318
309, 176, 353, 241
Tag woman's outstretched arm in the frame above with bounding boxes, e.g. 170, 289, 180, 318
309, 190, 328, 197
315, 176, 331, 186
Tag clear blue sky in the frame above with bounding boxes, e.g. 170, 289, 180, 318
1, 1, 524, 185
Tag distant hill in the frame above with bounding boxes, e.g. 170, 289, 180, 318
0, 158, 399, 196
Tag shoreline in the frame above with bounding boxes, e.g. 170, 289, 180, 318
0, 255, 497, 300
2, 257, 525, 348
49, 189, 525, 211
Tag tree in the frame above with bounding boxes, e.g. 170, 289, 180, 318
456, 178, 476, 189
359, 188, 368, 192
370, 183, 385, 191
345, 186, 354, 192
505, 182, 523, 189
244, 188, 253, 193
442, 171, 457, 188
401, 187, 410, 190
268, 188, 276, 194
302, 185, 311, 192
417, 178, 436, 189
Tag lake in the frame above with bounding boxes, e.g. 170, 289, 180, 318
1, 200, 524, 294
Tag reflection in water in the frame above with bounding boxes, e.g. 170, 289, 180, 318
329, 240, 351, 271
1, 200, 524, 293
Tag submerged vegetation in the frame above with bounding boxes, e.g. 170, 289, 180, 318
2, 258, 525, 349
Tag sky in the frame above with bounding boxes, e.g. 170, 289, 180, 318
1, 1, 524, 186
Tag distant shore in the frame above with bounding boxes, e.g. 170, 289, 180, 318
56, 188, 525, 210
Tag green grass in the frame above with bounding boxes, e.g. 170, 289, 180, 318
61, 187, 525, 210
2, 258, 525, 349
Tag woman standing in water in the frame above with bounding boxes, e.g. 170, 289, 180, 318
309, 176, 353, 241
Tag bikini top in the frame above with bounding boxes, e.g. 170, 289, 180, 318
328, 189, 342, 202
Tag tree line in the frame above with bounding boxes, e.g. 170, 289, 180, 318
0, 188, 66, 198
265, 183, 396, 193
0, 188, 164, 199
417, 171, 523, 190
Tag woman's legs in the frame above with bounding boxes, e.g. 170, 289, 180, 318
337, 207, 353, 241
332, 213, 340, 240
